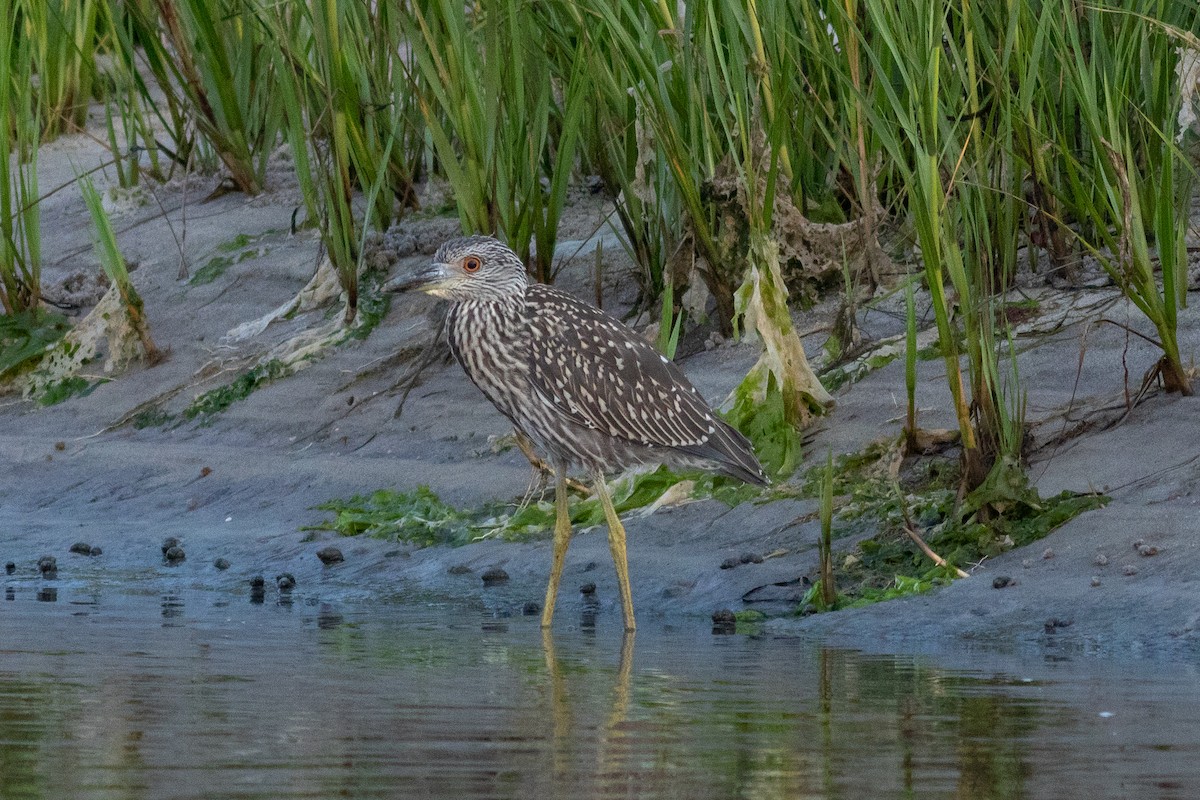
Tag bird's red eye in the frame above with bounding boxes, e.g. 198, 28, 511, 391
463, 257, 482, 273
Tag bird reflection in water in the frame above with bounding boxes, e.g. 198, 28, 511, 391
541, 628, 635, 790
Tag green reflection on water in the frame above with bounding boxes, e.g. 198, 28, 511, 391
0, 678, 50, 800
0, 623, 1056, 800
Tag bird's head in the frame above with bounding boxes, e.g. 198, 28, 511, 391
384, 235, 528, 302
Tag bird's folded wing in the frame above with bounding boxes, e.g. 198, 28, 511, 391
527, 286, 717, 448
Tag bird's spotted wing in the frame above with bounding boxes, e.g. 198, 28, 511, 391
526, 285, 718, 448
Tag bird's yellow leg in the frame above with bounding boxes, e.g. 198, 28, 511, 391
540, 475, 572, 628
595, 476, 636, 632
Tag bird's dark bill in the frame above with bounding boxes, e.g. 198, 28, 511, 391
383, 263, 445, 293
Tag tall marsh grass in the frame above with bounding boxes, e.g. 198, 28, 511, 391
1, 0, 42, 315
401, 0, 589, 283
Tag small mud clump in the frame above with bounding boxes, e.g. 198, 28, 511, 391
739, 552, 764, 565
1122, 564, 1138, 576
69, 542, 97, 556
992, 575, 1014, 589
1138, 544, 1159, 557
5, 562, 16, 574
580, 582, 597, 596
719, 557, 740, 570
161, 537, 181, 554
316, 546, 344, 565
1094, 553, 1109, 566
522, 601, 541, 616
37, 555, 57, 575
164, 546, 186, 564
481, 567, 509, 586
276, 573, 296, 591
213, 558, 231, 570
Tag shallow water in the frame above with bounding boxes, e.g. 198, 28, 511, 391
1, 583, 1197, 800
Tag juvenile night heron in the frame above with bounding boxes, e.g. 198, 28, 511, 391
387, 235, 766, 631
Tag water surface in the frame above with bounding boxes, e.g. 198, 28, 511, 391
2, 584, 1196, 799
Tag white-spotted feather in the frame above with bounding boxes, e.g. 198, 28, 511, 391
526, 284, 715, 449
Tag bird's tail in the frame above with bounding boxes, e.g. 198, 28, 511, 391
682, 419, 769, 486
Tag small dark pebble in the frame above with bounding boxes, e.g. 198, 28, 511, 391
249, 575, 266, 589
481, 567, 509, 586
37, 556, 57, 574
739, 552, 764, 565
711, 609, 737, 634
4, 562, 14, 575
992, 575, 1014, 589
316, 546, 344, 565
719, 557, 740, 570
522, 601, 541, 616
582, 561, 598, 572
580, 582, 597, 596
54, 441, 66, 451
164, 546, 186, 563
213, 558, 231, 570
161, 537, 181, 555
69, 542, 93, 555
276, 573, 296, 591
89, 546, 102, 556
447, 564, 473, 575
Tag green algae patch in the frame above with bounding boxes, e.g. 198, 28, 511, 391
796, 438, 1108, 614
182, 359, 289, 421
309, 466, 773, 546
190, 233, 275, 286
0, 309, 70, 381
312, 486, 475, 547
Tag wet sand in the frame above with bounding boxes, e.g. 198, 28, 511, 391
2, 121, 1200, 659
